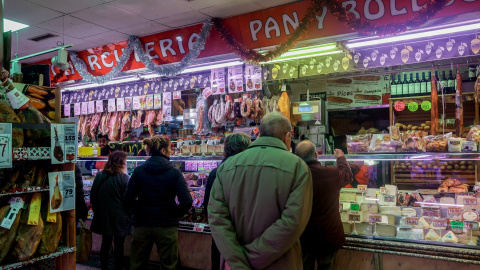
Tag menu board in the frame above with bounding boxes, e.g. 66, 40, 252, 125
228, 65, 244, 93
245, 64, 263, 91
211, 68, 226, 95
325, 75, 389, 109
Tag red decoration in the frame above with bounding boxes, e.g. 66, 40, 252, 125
326, 0, 450, 36
51, 70, 65, 86
213, 0, 325, 63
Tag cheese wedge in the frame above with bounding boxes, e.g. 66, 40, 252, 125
401, 208, 417, 217
343, 222, 353, 234
414, 217, 430, 229
442, 231, 459, 243
425, 229, 441, 241
376, 224, 396, 237
339, 193, 356, 202
361, 203, 379, 214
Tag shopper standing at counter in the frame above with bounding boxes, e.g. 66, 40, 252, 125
208, 113, 313, 270
204, 132, 252, 270
90, 151, 130, 270
124, 135, 193, 270
295, 141, 353, 270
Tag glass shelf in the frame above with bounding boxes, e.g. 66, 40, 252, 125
77, 155, 224, 162
318, 153, 480, 161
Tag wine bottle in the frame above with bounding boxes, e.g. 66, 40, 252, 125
441, 71, 448, 94
469, 65, 476, 81
390, 74, 397, 98
448, 69, 455, 94
420, 72, 427, 95
397, 74, 402, 97
426, 71, 432, 95
414, 73, 421, 96
408, 73, 415, 97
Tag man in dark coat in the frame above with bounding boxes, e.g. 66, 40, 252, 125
74, 165, 88, 224
295, 140, 353, 270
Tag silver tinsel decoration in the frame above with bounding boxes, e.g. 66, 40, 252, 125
69, 19, 213, 85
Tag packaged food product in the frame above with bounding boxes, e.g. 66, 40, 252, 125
347, 135, 371, 154
466, 125, 480, 143
368, 134, 402, 152
424, 133, 451, 152
461, 140, 477, 152
401, 137, 426, 152
448, 137, 464, 152
389, 126, 401, 141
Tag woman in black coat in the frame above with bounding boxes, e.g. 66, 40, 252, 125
91, 151, 130, 270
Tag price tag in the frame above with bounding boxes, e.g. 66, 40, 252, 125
464, 198, 477, 206
384, 195, 395, 202
357, 185, 367, 193
88, 101, 95, 114
108, 99, 116, 112
0, 197, 24, 229
421, 100, 432, 111
197, 161, 204, 171
465, 221, 479, 230
173, 91, 181, 100
348, 214, 361, 222
27, 193, 42, 225
49, 171, 75, 213
64, 104, 71, 118
96, 100, 104, 113
202, 87, 212, 99
369, 214, 382, 223
0, 124, 12, 169
450, 220, 464, 229
462, 211, 479, 221
81, 102, 88, 115
406, 217, 419, 225
350, 203, 360, 211
74, 103, 81, 116
117, 98, 125, 111
408, 102, 418, 112
193, 223, 205, 232
394, 102, 405, 112
432, 218, 448, 228
448, 207, 462, 216
380, 187, 386, 194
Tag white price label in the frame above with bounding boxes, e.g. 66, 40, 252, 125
193, 223, 205, 232
173, 91, 181, 100
0, 124, 12, 169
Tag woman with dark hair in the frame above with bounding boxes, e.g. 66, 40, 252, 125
90, 151, 130, 270
124, 135, 193, 270
204, 132, 251, 270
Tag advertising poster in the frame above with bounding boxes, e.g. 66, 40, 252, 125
154, 94, 162, 109
51, 124, 77, 164
245, 64, 263, 91
48, 171, 75, 213
211, 68, 226, 95
163, 92, 172, 121
227, 65, 244, 93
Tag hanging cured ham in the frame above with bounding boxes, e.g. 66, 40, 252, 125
89, 113, 102, 139
120, 112, 132, 141
144, 110, 157, 137
277, 91, 291, 120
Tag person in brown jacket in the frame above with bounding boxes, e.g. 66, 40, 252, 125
295, 140, 353, 270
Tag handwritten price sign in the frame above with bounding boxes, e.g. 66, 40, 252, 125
394, 102, 405, 112
408, 102, 418, 112
421, 100, 432, 111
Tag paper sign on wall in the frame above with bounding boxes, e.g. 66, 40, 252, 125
0, 123, 12, 169
133, 96, 141, 110
108, 99, 116, 112
64, 104, 71, 118
48, 171, 75, 213
74, 103, 81, 116
211, 68, 226, 95
96, 100, 104, 113
51, 124, 77, 164
125, 97, 132, 110
139, 96, 146, 110
81, 102, 88, 115
163, 92, 172, 121
245, 64, 263, 91
228, 65, 244, 93
154, 94, 162, 109
173, 91, 181, 100
146, 95, 154, 110
88, 101, 95, 114
117, 98, 125, 111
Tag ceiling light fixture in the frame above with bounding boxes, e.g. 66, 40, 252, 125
347, 22, 480, 49
261, 50, 342, 64
4, 19, 29, 32
280, 44, 337, 58
62, 76, 141, 91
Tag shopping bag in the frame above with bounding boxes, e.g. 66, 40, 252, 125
76, 219, 92, 263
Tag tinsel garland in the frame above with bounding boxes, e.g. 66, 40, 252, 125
326, 0, 449, 36
134, 19, 213, 77
69, 19, 212, 84
213, 0, 325, 63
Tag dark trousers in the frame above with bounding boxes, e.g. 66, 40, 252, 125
100, 235, 125, 270
302, 247, 336, 270
211, 239, 220, 270
130, 226, 178, 270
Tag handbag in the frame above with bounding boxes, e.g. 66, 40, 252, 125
76, 219, 92, 263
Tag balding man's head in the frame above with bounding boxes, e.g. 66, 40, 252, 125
259, 113, 292, 140
295, 140, 317, 163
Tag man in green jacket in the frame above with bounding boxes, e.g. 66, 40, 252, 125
208, 113, 313, 269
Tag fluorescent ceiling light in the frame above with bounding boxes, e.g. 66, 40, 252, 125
4, 19, 29, 32
182, 61, 243, 73
62, 76, 141, 91
280, 44, 337, 58
347, 22, 480, 48
261, 50, 342, 64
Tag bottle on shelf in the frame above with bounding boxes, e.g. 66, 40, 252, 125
390, 74, 397, 98
426, 71, 432, 95
441, 70, 448, 94
402, 74, 408, 97
408, 73, 415, 97
420, 72, 427, 96
414, 73, 421, 96
448, 69, 455, 94
435, 70, 440, 94
469, 65, 476, 82
398, 74, 404, 97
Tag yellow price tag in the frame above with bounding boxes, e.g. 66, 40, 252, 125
47, 206, 57, 223
27, 193, 42, 225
